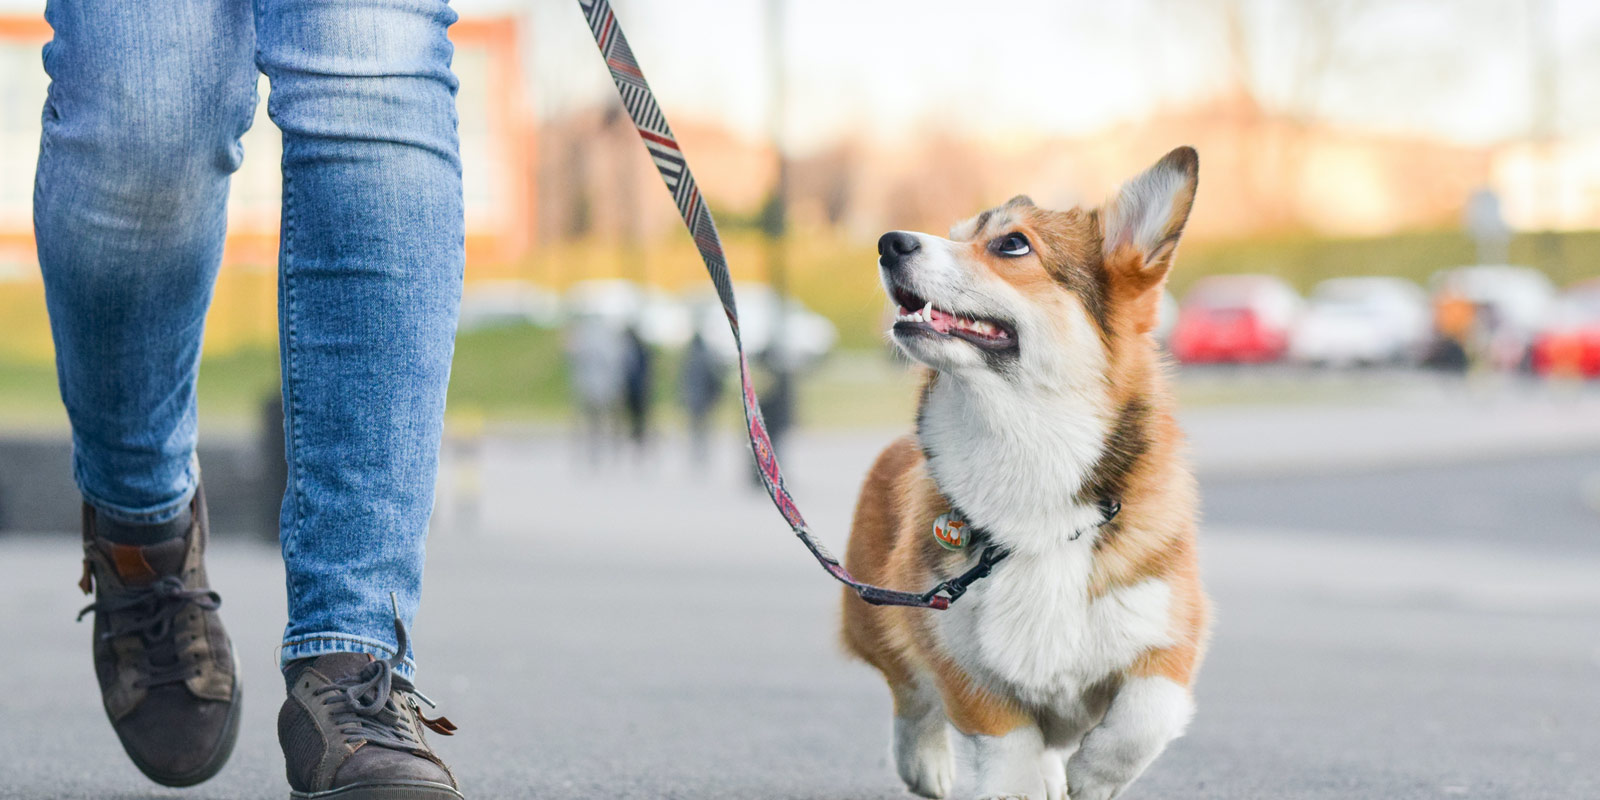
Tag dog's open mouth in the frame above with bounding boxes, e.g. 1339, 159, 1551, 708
890, 286, 1017, 351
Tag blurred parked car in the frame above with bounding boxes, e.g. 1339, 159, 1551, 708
1530, 279, 1600, 378
458, 281, 562, 331
564, 279, 692, 346
688, 283, 837, 370
1288, 277, 1429, 367
1428, 265, 1556, 371
1171, 275, 1301, 364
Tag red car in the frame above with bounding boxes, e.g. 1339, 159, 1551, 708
1531, 281, 1600, 378
1171, 275, 1302, 364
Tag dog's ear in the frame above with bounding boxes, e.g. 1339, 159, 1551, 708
1100, 146, 1198, 291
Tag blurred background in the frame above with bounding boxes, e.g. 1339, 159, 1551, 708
2, 1, 1599, 798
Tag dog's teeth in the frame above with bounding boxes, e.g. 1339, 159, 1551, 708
922, 301, 933, 318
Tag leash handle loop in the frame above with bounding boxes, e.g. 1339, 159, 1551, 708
576, 0, 953, 609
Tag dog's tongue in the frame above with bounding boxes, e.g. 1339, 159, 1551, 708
928, 306, 957, 334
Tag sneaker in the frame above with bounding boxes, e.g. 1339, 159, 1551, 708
77, 483, 241, 786
278, 606, 461, 799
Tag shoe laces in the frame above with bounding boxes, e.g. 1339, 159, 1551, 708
313, 599, 456, 752
77, 575, 222, 688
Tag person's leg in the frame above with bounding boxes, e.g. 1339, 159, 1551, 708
37, 0, 258, 527
35, 0, 258, 787
259, 0, 463, 677
258, 3, 464, 794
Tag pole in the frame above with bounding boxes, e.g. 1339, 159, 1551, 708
763, 0, 795, 440
765, 0, 790, 315
1528, 0, 1564, 281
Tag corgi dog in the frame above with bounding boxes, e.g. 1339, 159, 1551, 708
841, 147, 1209, 800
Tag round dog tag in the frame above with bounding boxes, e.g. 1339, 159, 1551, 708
932, 512, 969, 550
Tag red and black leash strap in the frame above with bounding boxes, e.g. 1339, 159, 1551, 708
576, 0, 958, 609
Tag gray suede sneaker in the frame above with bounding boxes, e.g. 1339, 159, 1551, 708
76, 484, 241, 787
278, 610, 461, 799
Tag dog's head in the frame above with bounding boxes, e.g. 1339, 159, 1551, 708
879, 147, 1198, 385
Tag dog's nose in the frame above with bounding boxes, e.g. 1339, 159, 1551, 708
877, 231, 920, 269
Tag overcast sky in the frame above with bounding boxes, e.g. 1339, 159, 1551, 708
7, 0, 1600, 150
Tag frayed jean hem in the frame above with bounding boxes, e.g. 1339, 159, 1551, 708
280, 632, 417, 680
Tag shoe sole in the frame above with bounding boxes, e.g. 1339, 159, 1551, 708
118, 655, 244, 788
289, 781, 464, 799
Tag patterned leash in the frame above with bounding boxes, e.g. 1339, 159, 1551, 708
577, 0, 978, 609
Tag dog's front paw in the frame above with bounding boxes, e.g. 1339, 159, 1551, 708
896, 734, 953, 798
1066, 779, 1117, 800
1042, 752, 1067, 800
895, 716, 953, 798
900, 754, 953, 799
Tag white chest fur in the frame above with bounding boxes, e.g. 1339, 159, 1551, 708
937, 546, 1174, 709
918, 374, 1173, 711
919, 377, 1113, 551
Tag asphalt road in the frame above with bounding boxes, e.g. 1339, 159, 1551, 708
3, 427, 1598, 799
1204, 450, 1600, 553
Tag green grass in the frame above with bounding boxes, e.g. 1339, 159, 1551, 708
0, 348, 284, 433
446, 325, 926, 429
196, 348, 283, 425
0, 359, 67, 430
4, 226, 1597, 431
444, 325, 571, 420
187, 327, 584, 428
0, 324, 929, 433
0, 330, 1494, 436
0, 326, 575, 432
796, 351, 922, 429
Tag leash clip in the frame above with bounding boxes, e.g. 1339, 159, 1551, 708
923, 545, 1010, 606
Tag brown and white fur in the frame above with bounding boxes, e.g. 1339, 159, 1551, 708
841, 147, 1209, 800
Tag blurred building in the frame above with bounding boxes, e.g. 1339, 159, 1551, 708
0, 17, 45, 281
6, 10, 1600, 364
777, 91, 1497, 241
535, 107, 777, 246
1494, 137, 1600, 232
535, 88, 1600, 245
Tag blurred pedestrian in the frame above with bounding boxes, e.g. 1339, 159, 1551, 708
622, 324, 655, 449
678, 331, 726, 466
749, 355, 795, 488
34, 0, 465, 794
567, 315, 627, 463
1426, 291, 1474, 373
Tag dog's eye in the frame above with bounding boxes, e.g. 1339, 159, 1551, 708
995, 233, 1031, 257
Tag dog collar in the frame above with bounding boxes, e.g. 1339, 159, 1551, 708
925, 498, 1121, 604
939, 498, 1120, 550
928, 496, 1126, 601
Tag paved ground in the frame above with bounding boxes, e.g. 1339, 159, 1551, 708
3, 408, 1599, 799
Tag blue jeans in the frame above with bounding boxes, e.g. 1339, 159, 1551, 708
34, 0, 464, 675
